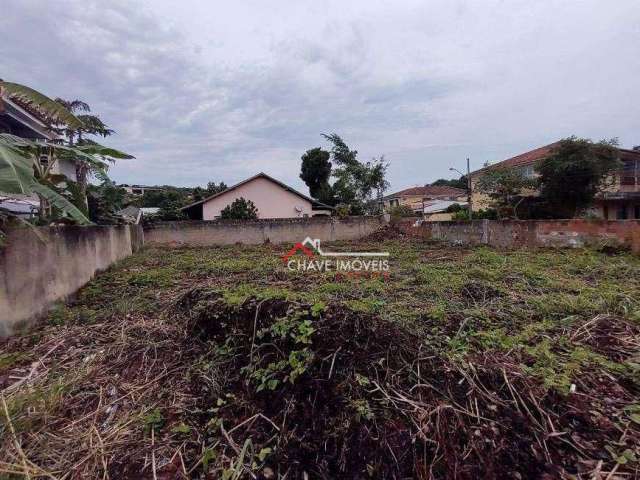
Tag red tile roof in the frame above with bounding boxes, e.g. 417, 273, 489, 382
472, 142, 561, 175
384, 185, 466, 200
472, 142, 640, 176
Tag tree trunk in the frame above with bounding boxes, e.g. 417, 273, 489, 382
76, 162, 89, 212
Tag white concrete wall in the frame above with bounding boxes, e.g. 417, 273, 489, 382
53, 158, 77, 181
144, 216, 385, 246
0, 225, 144, 338
202, 177, 313, 220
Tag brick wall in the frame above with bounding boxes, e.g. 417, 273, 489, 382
398, 219, 640, 254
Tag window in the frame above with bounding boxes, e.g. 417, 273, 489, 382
603, 205, 609, 220
617, 205, 628, 220
518, 164, 536, 178
635, 205, 640, 220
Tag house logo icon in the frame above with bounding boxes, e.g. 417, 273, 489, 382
281, 237, 319, 263
282, 237, 389, 263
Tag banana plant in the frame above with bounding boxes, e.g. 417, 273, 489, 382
1, 81, 133, 224
0, 81, 83, 130
0, 134, 91, 224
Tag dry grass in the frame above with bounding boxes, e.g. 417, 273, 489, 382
1, 235, 639, 479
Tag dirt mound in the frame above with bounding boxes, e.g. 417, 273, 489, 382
172, 290, 640, 479
364, 223, 409, 241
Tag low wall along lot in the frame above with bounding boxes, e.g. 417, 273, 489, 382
0, 217, 381, 337
143, 216, 385, 246
0, 225, 143, 337
2, 217, 639, 337
400, 219, 640, 253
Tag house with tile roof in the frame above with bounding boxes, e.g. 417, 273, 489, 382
181, 172, 333, 220
469, 142, 640, 219
380, 185, 466, 214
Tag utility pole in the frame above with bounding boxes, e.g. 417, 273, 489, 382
467, 157, 472, 220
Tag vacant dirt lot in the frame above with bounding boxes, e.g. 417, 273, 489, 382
1, 234, 639, 479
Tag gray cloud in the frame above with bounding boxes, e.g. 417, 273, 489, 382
2, 0, 639, 193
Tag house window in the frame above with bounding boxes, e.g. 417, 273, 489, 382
621, 159, 639, 186
635, 205, 640, 219
519, 164, 535, 178
617, 205, 628, 220
603, 205, 609, 220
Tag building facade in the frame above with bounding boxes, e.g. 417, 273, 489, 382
182, 172, 332, 220
380, 185, 467, 214
469, 142, 640, 219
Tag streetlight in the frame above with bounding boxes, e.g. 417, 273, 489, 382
450, 158, 473, 219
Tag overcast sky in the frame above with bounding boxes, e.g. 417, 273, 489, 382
2, 0, 639, 194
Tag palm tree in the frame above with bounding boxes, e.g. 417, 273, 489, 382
53, 97, 130, 209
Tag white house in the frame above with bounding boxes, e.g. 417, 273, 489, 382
181, 172, 333, 220
0, 94, 78, 183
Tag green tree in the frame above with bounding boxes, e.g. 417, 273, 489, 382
0, 81, 131, 222
536, 137, 622, 217
431, 177, 467, 189
87, 179, 127, 224
192, 186, 205, 201
322, 133, 389, 214
476, 168, 536, 219
53, 98, 132, 211
220, 197, 258, 220
156, 201, 186, 221
300, 147, 334, 205
388, 204, 416, 220
141, 188, 187, 209
205, 181, 228, 196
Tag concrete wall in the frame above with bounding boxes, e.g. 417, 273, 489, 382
0, 225, 143, 337
399, 219, 640, 253
144, 216, 385, 246
202, 177, 313, 220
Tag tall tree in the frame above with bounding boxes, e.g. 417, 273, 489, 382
536, 137, 621, 217
53, 98, 130, 211
300, 147, 334, 205
476, 168, 536, 219
322, 133, 389, 214
205, 181, 228, 196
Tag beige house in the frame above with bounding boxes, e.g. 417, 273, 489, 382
182, 172, 333, 220
469, 142, 640, 219
380, 185, 467, 214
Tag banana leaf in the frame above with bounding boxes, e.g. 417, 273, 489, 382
30, 183, 91, 224
0, 81, 83, 129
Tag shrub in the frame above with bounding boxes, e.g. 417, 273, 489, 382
220, 197, 259, 220
388, 204, 416, 220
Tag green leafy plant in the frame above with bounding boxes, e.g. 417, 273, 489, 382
536, 137, 622, 217
142, 408, 164, 433
220, 197, 259, 220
